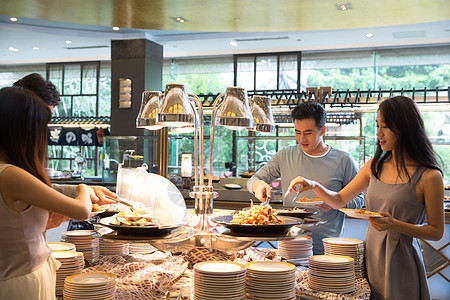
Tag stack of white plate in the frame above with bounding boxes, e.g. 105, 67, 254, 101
323, 237, 365, 278
308, 255, 355, 293
194, 261, 247, 300
51, 251, 84, 296
63, 230, 99, 264
99, 239, 129, 256
128, 242, 157, 254
278, 236, 313, 265
63, 272, 116, 300
47, 242, 76, 252
246, 261, 296, 300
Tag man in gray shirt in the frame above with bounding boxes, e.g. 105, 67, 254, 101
247, 101, 364, 254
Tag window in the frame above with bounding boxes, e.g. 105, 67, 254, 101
47, 61, 111, 177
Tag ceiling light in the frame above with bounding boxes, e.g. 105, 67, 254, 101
32, 47, 39, 50
8, 47, 18, 52
365, 33, 374, 38
112, 27, 120, 31
337, 3, 351, 10
65, 40, 72, 44
10, 17, 18, 22
260, 59, 267, 64
174, 17, 187, 23
230, 41, 238, 47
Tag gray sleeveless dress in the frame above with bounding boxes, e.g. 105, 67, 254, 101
365, 166, 431, 300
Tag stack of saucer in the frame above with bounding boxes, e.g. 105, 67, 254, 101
246, 261, 296, 300
323, 237, 365, 278
47, 242, 76, 252
308, 255, 355, 293
63, 230, 99, 264
194, 261, 247, 300
51, 251, 84, 296
63, 272, 116, 300
278, 236, 313, 265
99, 239, 129, 256
128, 242, 157, 254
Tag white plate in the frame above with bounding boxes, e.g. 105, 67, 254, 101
309, 255, 354, 264
246, 261, 295, 272
65, 272, 115, 285
295, 200, 324, 206
339, 208, 383, 219
194, 261, 246, 274
322, 237, 363, 245
47, 242, 76, 251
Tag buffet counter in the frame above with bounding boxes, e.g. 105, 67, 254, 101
56, 247, 370, 300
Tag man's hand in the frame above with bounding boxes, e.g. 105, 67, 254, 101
90, 186, 117, 206
252, 180, 271, 202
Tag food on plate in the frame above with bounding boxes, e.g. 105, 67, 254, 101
242, 172, 254, 176
275, 207, 307, 213
112, 210, 155, 226
204, 174, 219, 181
223, 183, 242, 189
295, 196, 322, 203
91, 203, 101, 212
354, 208, 382, 217
230, 202, 284, 225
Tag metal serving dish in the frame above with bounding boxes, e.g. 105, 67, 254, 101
211, 215, 303, 236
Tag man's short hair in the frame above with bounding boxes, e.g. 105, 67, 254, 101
14, 73, 60, 107
291, 101, 327, 128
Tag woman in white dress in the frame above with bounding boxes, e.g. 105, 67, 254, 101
0, 86, 94, 300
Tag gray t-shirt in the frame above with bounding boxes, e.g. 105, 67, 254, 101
247, 145, 364, 254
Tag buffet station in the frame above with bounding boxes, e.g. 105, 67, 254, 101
53, 84, 371, 300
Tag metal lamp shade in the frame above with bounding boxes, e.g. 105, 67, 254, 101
136, 91, 163, 130
170, 108, 200, 133
250, 95, 275, 132
156, 83, 195, 127
214, 87, 253, 129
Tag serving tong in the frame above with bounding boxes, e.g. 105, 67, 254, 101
105, 195, 142, 212
260, 191, 271, 207
284, 184, 303, 202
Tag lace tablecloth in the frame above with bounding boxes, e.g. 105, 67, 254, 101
58, 248, 370, 300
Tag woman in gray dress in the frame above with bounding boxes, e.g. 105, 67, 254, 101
287, 96, 444, 299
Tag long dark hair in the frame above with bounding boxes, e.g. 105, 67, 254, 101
371, 96, 442, 180
0, 86, 51, 186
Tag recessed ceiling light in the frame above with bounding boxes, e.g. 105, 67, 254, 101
32, 47, 40, 50
8, 47, 18, 52
174, 17, 187, 23
230, 41, 238, 47
112, 27, 120, 31
65, 40, 72, 44
337, 3, 351, 10
10, 17, 18, 22
365, 33, 374, 38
